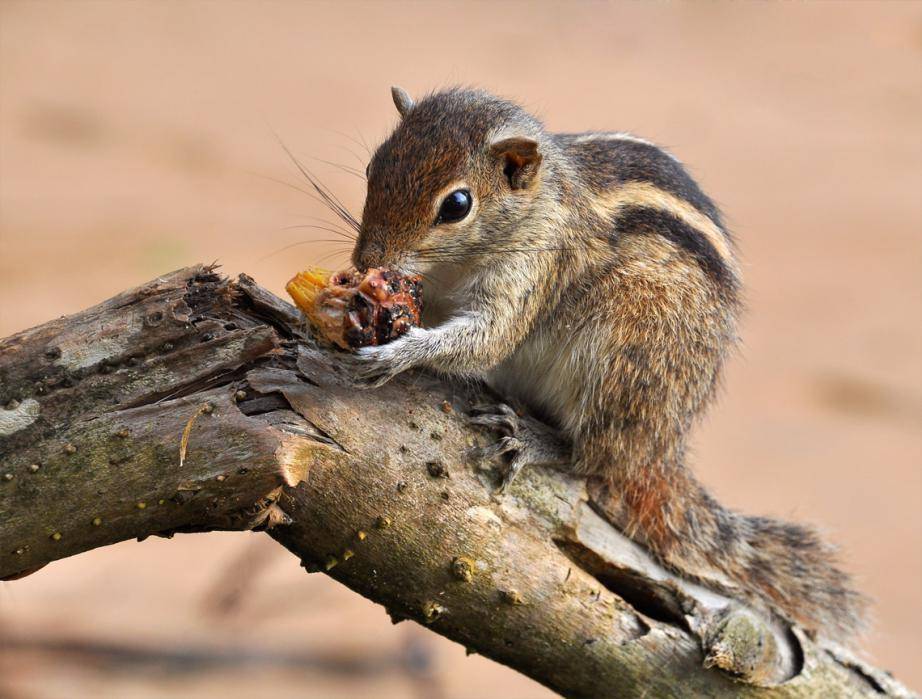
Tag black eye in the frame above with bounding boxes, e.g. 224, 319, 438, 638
436, 189, 472, 224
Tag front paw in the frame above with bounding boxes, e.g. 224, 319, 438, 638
344, 341, 409, 389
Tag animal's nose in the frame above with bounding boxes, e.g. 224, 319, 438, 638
353, 242, 385, 271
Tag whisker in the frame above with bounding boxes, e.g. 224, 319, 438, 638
292, 165, 360, 231
309, 155, 366, 181
322, 127, 373, 157
333, 143, 369, 170
273, 134, 362, 232
315, 248, 352, 266
280, 224, 357, 242
256, 239, 350, 264
413, 244, 578, 262
251, 172, 359, 232
351, 126, 373, 157
288, 214, 357, 239
415, 271, 448, 288
421, 242, 577, 253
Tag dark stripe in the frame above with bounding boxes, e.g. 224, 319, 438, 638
555, 133, 727, 231
613, 206, 737, 290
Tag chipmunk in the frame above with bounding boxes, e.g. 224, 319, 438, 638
348, 86, 865, 644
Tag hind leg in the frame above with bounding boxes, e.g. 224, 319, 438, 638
468, 403, 571, 491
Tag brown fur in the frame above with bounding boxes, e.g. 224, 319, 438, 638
350, 87, 867, 642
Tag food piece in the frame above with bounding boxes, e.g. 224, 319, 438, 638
286, 267, 422, 350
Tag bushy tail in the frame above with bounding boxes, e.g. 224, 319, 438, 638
726, 510, 867, 640
588, 473, 867, 641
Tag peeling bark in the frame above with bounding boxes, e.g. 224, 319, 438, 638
0, 266, 914, 698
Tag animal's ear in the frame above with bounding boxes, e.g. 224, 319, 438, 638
490, 137, 542, 190
391, 86, 415, 118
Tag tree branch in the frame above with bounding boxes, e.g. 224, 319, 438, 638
0, 266, 913, 698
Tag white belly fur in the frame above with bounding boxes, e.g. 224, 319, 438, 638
488, 324, 589, 432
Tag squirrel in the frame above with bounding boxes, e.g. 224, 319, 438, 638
347, 86, 866, 644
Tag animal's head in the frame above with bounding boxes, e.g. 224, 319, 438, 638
353, 87, 548, 273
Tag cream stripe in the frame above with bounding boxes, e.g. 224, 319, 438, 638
573, 132, 656, 148
591, 181, 737, 274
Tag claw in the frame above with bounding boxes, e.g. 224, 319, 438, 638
468, 403, 530, 491
468, 435, 525, 494
468, 401, 571, 492
470, 402, 516, 417
496, 452, 528, 493
471, 435, 522, 461
360, 367, 396, 388
337, 350, 399, 389
468, 402, 519, 435
468, 413, 517, 436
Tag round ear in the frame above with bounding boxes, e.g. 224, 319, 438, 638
490, 137, 542, 190
391, 86, 415, 118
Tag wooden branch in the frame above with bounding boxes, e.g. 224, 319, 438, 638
0, 266, 914, 698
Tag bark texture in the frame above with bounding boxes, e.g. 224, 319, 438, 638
0, 266, 914, 698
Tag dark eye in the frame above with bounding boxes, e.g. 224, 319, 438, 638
436, 189, 472, 224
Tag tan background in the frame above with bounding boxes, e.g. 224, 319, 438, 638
1, 1, 920, 697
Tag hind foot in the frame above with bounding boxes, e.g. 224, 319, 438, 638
468, 402, 570, 492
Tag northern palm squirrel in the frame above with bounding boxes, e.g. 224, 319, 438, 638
348, 86, 865, 644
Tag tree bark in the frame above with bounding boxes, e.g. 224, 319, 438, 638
0, 266, 914, 698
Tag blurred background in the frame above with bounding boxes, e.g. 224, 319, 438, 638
1, 1, 920, 697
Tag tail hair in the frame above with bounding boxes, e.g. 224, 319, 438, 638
733, 513, 868, 640
589, 477, 868, 641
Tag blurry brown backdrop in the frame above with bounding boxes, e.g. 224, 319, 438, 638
1, 1, 920, 697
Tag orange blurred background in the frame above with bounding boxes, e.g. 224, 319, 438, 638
1, 2, 920, 697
